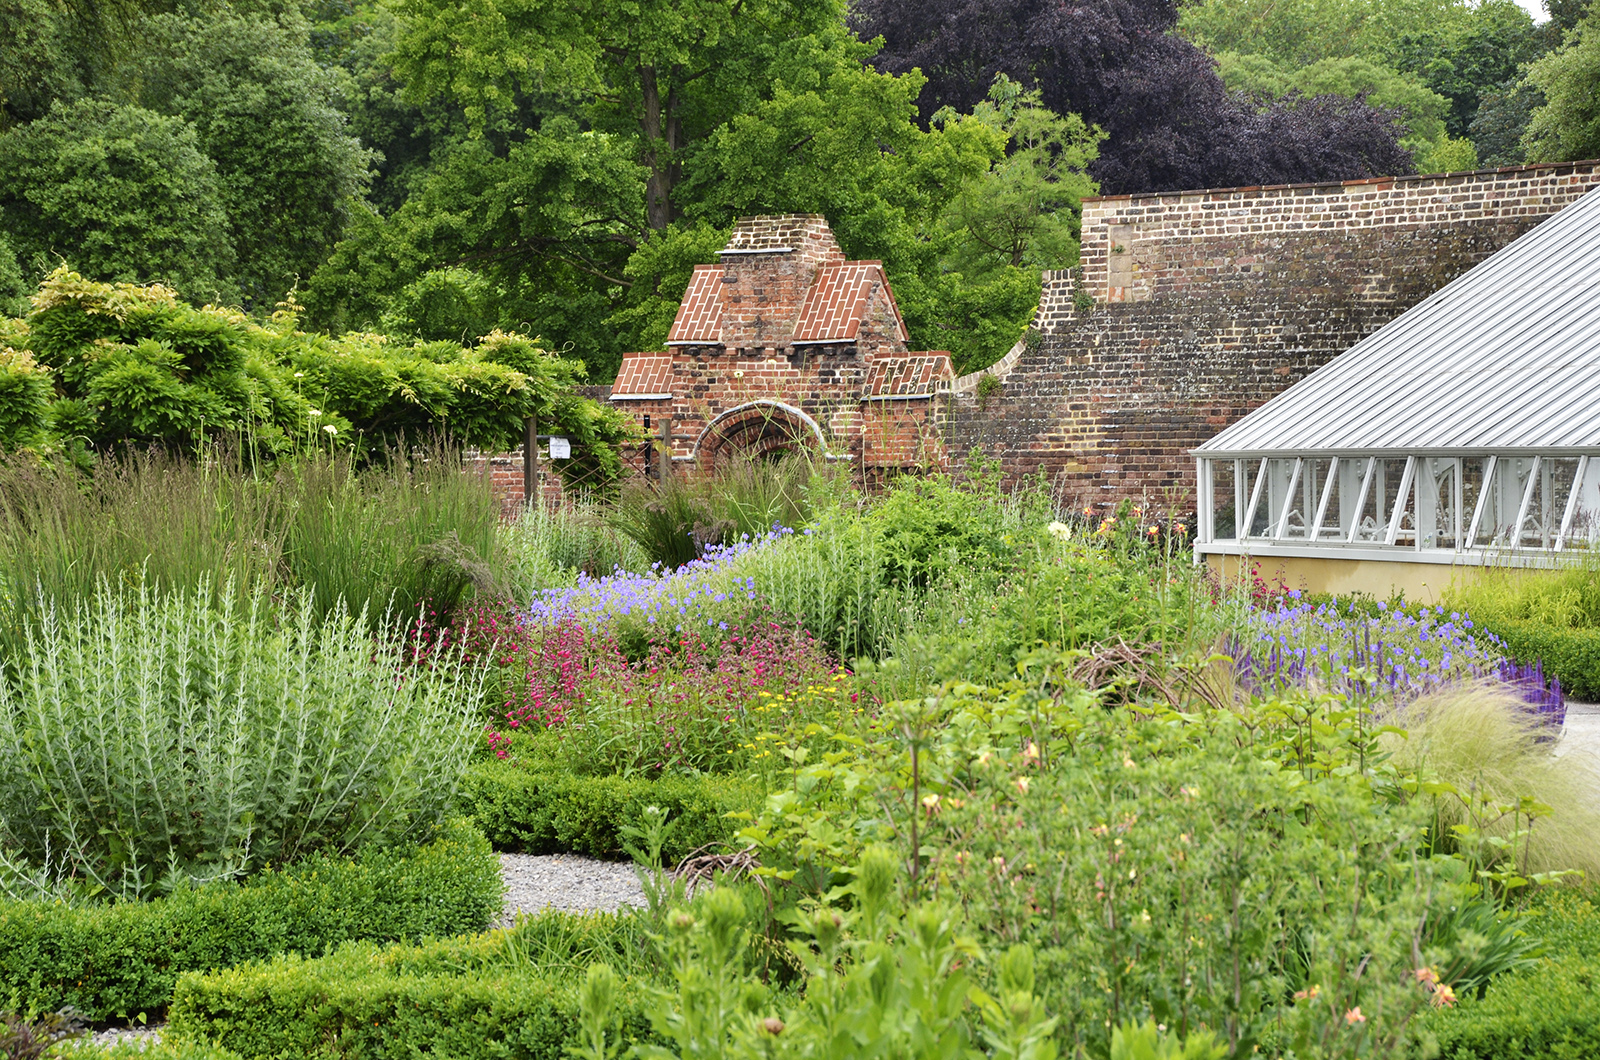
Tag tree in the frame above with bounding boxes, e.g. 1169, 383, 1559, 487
303, 117, 647, 376
853, 0, 1414, 194
128, 12, 375, 307
0, 99, 233, 299
392, 0, 842, 230
1523, 9, 1600, 162
1217, 54, 1461, 165
939, 75, 1102, 273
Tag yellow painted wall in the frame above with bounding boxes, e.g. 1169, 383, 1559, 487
1203, 554, 1510, 604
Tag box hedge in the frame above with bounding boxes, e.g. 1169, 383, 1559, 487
1480, 619, 1600, 702
0, 820, 501, 1021
1419, 890, 1600, 1059
167, 915, 657, 1060
460, 760, 760, 862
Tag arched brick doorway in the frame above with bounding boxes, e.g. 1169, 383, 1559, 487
692, 401, 827, 469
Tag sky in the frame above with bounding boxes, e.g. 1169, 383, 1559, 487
1510, 0, 1549, 21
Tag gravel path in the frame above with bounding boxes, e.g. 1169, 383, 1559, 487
497, 852, 647, 926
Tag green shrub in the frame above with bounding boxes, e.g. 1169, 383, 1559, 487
1477, 618, 1600, 701
167, 920, 657, 1060
0, 583, 487, 900
460, 759, 758, 862
0, 820, 501, 1021
1419, 890, 1600, 1059
6, 268, 622, 462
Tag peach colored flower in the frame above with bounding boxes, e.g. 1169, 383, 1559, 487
1431, 983, 1457, 1008
1344, 1008, 1365, 1025
1013, 776, 1031, 795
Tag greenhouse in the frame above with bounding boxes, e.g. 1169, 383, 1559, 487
1194, 183, 1600, 599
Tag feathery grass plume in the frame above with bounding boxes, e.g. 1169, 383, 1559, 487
1384, 682, 1600, 881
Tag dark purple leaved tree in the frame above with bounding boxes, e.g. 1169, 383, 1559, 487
853, 0, 1415, 193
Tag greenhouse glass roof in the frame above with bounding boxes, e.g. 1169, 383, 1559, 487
1194, 184, 1600, 560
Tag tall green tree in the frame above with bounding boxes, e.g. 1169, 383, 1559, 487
0, 99, 234, 299
1523, 8, 1600, 161
126, 11, 375, 307
938, 75, 1102, 273
391, 0, 842, 230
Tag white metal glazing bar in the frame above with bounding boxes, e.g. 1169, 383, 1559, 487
1347, 457, 1376, 543
1310, 456, 1338, 542
1234, 459, 1246, 541
1467, 454, 1496, 547
1385, 457, 1416, 547
1275, 458, 1304, 538
1556, 455, 1588, 551
1243, 458, 1268, 539
1512, 455, 1541, 549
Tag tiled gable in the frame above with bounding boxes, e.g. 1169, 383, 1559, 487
610, 352, 675, 398
666, 265, 724, 345
791, 263, 906, 345
860, 354, 953, 399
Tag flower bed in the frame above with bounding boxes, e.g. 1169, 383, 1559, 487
1233, 598, 1566, 728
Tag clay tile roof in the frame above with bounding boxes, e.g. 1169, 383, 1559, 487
610, 352, 675, 398
792, 263, 908, 345
861, 354, 954, 399
666, 265, 724, 345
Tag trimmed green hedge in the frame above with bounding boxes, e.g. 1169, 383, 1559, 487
1480, 619, 1600, 702
0, 820, 501, 1021
167, 917, 656, 1060
1420, 890, 1600, 1059
461, 760, 760, 861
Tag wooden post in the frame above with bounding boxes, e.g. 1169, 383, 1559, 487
523, 415, 538, 511
659, 416, 673, 483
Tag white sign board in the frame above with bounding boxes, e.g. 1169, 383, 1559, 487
547, 436, 571, 460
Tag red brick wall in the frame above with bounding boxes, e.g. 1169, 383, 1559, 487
951, 160, 1600, 514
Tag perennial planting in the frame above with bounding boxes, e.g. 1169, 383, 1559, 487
1, 454, 1593, 1060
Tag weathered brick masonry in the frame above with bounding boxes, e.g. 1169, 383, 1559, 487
949, 160, 1600, 512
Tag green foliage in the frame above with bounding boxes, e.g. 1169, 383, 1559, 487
732, 673, 1537, 1058
6, 267, 620, 461
166, 931, 657, 1060
0, 347, 52, 449
1523, 8, 1600, 162
127, 11, 375, 308
936, 74, 1102, 274
1444, 564, 1600, 698
0, 100, 233, 299
0, 447, 509, 657
459, 756, 757, 862
1218, 53, 1453, 158
0, 820, 502, 1021
1418, 890, 1600, 1059
280, 451, 503, 621
0, 582, 487, 901
62, 1043, 240, 1060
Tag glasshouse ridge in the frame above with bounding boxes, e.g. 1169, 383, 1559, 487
1, 0, 1600, 1056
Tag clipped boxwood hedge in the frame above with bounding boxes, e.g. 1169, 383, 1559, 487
460, 760, 760, 862
167, 920, 657, 1060
1419, 890, 1600, 1059
0, 819, 501, 1021
1480, 619, 1600, 702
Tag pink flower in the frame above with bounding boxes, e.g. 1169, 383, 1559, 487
1344, 1008, 1365, 1025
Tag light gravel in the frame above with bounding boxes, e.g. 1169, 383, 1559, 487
496, 852, 648, 926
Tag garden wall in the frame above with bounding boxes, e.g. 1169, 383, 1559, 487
950, 160, 1600, 513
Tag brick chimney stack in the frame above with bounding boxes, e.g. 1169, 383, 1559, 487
716, 214, 845, 353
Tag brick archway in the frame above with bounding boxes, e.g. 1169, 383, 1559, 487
692, 401, 827, 467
